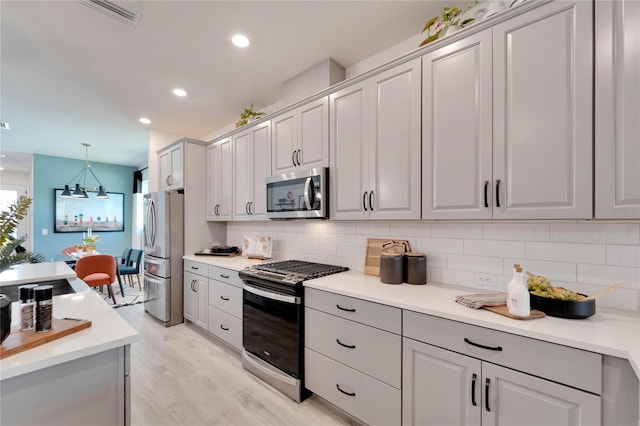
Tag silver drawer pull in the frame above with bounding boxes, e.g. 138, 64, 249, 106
464, 337, 502, 351
336, 384, 356, 397
336, 339, 356, 349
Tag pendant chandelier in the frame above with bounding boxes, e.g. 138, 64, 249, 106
60, 143, 108, 199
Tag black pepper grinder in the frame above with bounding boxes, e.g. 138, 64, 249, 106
19, 284, 38, 331
34, 285, 53, 333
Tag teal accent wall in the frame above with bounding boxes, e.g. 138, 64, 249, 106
33, 154, 137, 261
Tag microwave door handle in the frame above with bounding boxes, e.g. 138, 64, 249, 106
303, 177, 313, 210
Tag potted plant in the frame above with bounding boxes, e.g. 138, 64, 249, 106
236, 104, 266, 128
0, 196, 45, 272
419, 1, 478, 47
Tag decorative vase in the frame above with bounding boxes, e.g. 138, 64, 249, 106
444, 25, 461, 36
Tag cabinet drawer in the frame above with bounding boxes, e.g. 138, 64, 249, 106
403, 311, 602, 394
305, 348, 401, 426
305, 288, 401, 334
208, 265, 243, 288
208, 306, 242, 350
209, 281, 242, 318
305, 308, 401, 388
184, 260, 207, 277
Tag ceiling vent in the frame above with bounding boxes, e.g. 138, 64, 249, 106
0, 122, 9, 130
79, 0, 141, 27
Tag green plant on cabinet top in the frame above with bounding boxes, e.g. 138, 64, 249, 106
420, 1, 478, 46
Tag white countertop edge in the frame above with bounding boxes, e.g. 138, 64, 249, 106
0, 261, 77, 286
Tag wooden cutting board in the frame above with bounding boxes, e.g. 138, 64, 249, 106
0, 318, 92, 359
483, 305, 545, 320
365, 239, 411, 276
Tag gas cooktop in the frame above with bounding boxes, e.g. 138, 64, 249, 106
240, 260, 349, 285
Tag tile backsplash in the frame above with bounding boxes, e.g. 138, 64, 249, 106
227, 221, 640, 313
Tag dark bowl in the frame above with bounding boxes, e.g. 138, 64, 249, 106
530, 292, 595, 319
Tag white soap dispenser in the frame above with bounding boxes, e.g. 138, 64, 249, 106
507, 265, 530, 317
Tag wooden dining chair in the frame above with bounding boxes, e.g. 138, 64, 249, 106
75, 254, 119, 304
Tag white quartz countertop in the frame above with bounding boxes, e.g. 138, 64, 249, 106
0, 262, 76, 286
0, 265, 138, 380
304, 271, 640, 381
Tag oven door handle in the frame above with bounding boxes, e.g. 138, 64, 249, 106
243, 283, 301, 304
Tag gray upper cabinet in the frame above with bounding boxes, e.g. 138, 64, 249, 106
330, 58, 421, 221
595, 0, 640, 219
422, 29, 493, 220
206, 138, 232, 221
233, 120, 271, 220
158, 143, 183, 191
272, 97, 329, 175
423, 1, 593, 220
492, 0, 593, 219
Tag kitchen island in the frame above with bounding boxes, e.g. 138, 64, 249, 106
0, 262, 138, 426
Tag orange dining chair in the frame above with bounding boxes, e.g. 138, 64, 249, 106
75, 254, 119, 304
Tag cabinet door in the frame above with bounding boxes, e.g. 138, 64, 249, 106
206, 139, 232, 221
403, 338, 481, 426
482, 363, 601, 426
422, 30, 493, 220
158, 150, 171, 190
272, 110, 297, 174
595, 0, 640, 219
232, 130, 252, 220
298, 96, 329, 170
492, 1, 592, 219
250, 121, 271, 219
184, 271, 207, 328
369, 58, 422, 220
330, 81, 370, 220
169, 145, 183, 189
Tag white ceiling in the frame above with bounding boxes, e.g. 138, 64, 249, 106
0, 0, 458, 171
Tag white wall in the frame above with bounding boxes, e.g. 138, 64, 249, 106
228, 221, 640, 313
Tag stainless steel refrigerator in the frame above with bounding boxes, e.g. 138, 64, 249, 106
143, 191, 184, 327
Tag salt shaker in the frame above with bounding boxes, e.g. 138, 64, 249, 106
34, 285, 53, 332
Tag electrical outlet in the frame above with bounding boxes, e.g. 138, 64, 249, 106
41, 228, 48, 236
477, 274, 492, 286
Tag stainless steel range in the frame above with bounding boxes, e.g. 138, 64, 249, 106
239, 260, 348, 402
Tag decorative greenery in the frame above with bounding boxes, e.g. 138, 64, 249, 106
0, 196, 45, 272
419, 1, 478, 47
236, 103, 266, 128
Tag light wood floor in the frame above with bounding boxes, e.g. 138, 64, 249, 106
116, 304, 361, 426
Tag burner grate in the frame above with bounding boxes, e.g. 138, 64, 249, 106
256, 260, 348, 279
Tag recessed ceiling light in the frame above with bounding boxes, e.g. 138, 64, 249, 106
232, 34, 250, 48
139, 117, 151, 125
1, 154, 5, 158
172, 88, 187, 97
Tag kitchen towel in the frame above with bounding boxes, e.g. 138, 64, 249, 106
455, 292, 507, 309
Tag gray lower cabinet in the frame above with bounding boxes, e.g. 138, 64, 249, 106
304, 288, 401, 425
402, 312, 602, 426
184, 270, 208, 329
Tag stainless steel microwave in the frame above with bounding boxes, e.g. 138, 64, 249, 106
265, 167, 328, 219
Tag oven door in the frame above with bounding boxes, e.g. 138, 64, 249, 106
242, 282, 302, 378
